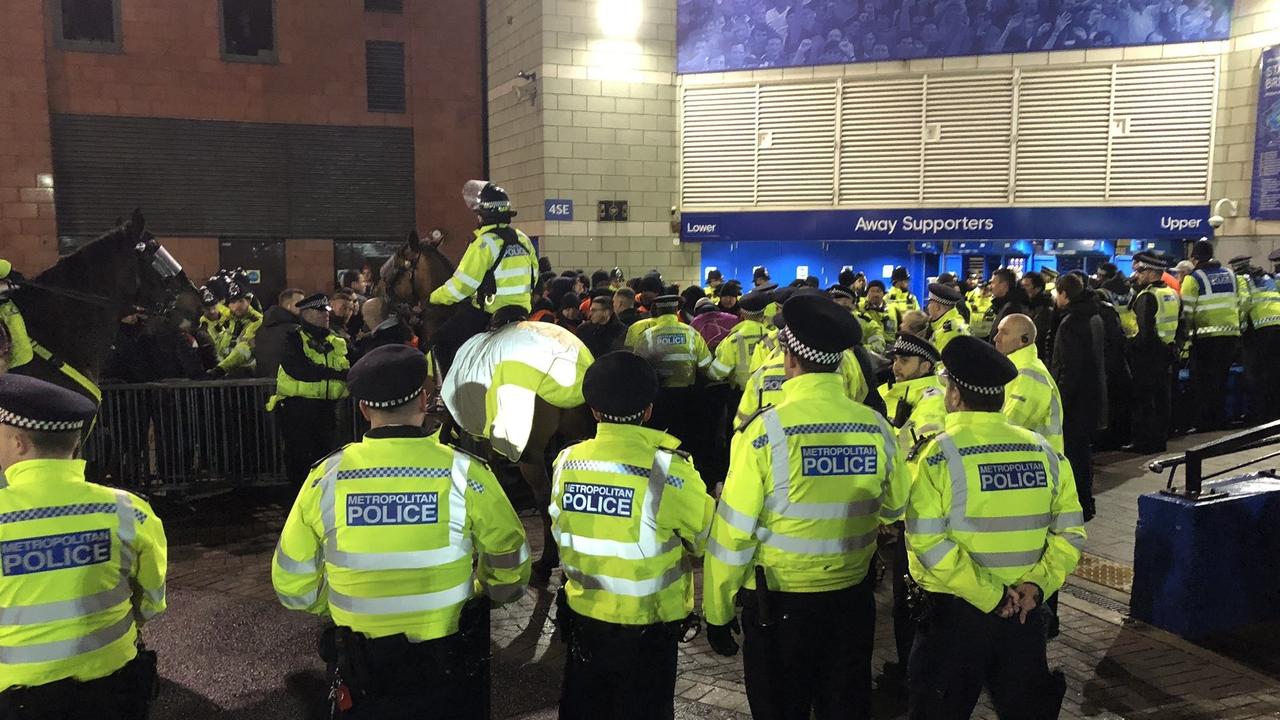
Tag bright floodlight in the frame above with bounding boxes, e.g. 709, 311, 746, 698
598, 0, 642, 38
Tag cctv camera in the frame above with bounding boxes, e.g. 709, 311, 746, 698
1208, 215, 1224, 229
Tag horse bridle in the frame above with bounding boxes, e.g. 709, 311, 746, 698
18, 235, 187, 314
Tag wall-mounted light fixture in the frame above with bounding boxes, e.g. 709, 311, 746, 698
597, 0, 643, 38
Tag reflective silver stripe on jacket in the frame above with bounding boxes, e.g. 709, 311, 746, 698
328, 578, 474, 615
0, 613, 134, 664
563, 563, 687, 597
277, 587, 322, 610
1017, 368, 1063, 437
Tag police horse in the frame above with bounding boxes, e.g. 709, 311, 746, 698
381, 230, 594, 578
2, 210, 201, 403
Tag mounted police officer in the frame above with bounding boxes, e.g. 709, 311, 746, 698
704, 294, 908, 720
273, 345, 530, 719
266, 293, 350, 486
904, 336, 1085, 719
1126, 252, 1181, 451
550, 351, 715, 719
429, 180, 540, 377
0, 375, 166, 720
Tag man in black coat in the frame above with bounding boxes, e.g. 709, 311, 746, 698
577, 293, 626, 358
985, 268, 1031, 342
254, 288, 305, 379
1051, 273, 1105, 521
1021, 272, 1055, 360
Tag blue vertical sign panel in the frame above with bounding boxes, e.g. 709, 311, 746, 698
1251, 45, 1280, 221
544, 199, 574, 221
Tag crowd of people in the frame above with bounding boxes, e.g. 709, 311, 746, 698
677, 0, 1231, 72
4, 175, 1279, 720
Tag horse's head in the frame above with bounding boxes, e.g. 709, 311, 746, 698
122, 210, 202, 323
381, 229, 455, 308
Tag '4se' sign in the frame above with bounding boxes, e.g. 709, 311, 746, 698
545, 199, 573, 221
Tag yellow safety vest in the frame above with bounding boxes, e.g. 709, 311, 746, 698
428, 224, 538, 314
704, 372, 909, 625
1244, 274, 1280, 331
0, 300, 34, 370
267, 330, 350, 411
272, 428, 530, 640
1002, 344, 1065, 454
735, 345, 869, 427
905, 412, 1086, 612
550, 423, 715, 625
929, 307, 970, 352
632, 315, 711, 388
1136, 284, 1180, 344
880, 374, 947, 461
0, 459, 167, 691
708, 318, 768, 389
1181, 266, 1241, 338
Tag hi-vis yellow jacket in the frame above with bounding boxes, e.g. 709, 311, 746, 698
429, 224, 539, 314
0, 459, 167, 691
905, 412, 1085, 612
704, 373, 908, 625
272, 427, 530, 641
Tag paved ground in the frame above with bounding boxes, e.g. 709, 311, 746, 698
142, 430, 1280, 719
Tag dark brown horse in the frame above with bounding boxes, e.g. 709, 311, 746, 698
382, 229, 593, 578
5, 211, 201, 403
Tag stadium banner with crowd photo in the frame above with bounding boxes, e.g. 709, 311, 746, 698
676, 0, 1232, 74
1251, 45, 1280, 221
679, 205, 1209, 241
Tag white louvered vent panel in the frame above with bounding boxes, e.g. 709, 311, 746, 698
681, 86, 757, 207
1014, 66, 1111, 202
757, 83, 838, 205
923, 74, 1013, 203
1108, 60, 1216, 202
839, 77, 924, 204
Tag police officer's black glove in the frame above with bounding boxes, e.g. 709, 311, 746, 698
706, 617, 741, 657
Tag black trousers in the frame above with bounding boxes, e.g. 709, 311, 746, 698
277, 397, 340, 486
1128, 348, 1172, 450
0, 653, 157, 720
890, 529, 915, 667
432, 304, 491, 380
741, 577, 876, 720
1188, 336, 1239, 430
908, 596, 1065, 720
1062, 422, 1095, 520
1244, 326, 1280, 423
333, 600, 489, 720
651, 386, 701, 457
559, 606, 682, 720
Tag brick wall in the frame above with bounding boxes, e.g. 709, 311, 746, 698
8, 0, 484, 275
1209, 0, 1280, 259
1, 1, 58, 272
285, 239, 336, 295
486, 0, 699, 288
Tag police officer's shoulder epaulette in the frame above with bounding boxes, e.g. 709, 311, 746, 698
444, 442, 492, 469
735, 404, 772, 434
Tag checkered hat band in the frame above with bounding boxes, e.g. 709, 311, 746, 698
361, 388, 423, 409
829, 287, 854, 299
780, 327, 843, 365
947, 373, 1004, 396
0, 407, 85, 432
1133, 260, 1160, 272
928, 291, 958, 306
893, 336, 935, 359
600, 409, 646, 424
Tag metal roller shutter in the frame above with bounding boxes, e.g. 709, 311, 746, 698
51, 114, 415, 238
756, 83, 837, 205
1015, 66, 1112, 202
681, 86, 756, 207
1109, 60, 1216, 201
922, 73, 1013, 203
839, 76, 924, 205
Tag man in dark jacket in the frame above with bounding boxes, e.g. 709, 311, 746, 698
1094, 275, 1135, 450
984, 268, 1031, 342
253, 288, 305, 379
577, 294, 627, 358
1051, 273, 1105, 521
1021, 272, 1055, 360
613, 287, 649, 326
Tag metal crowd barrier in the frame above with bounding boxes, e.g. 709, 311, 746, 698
83, 379, 290, 495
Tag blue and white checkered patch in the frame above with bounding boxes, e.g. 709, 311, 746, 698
468, 478, 485, 493
0, 503, 146, 526
752, 423, 885, 449
336, 467, 452, 480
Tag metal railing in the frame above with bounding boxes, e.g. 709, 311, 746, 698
1148, 419, 1280, 499
83, 379, 290, 494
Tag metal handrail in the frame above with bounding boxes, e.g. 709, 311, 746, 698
1148, 419, 1280, 499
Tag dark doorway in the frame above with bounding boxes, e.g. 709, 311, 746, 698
219, 239, 285, 309
334, 239, 401, 293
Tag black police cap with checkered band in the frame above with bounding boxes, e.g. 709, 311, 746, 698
940, 335, 1017, 396
348, 345, 429, 409
583, 351, 659, 423
779, 294, 862, 365
0, 374, 97, 433
889, 332, 941, 364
